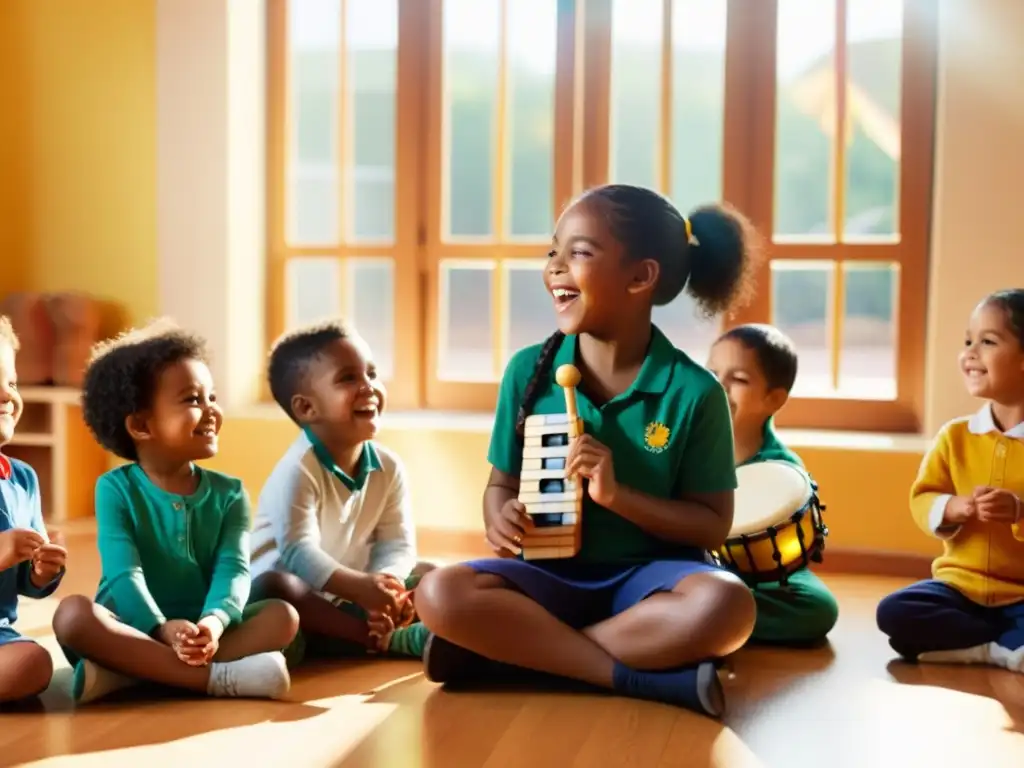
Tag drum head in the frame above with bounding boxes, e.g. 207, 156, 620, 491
730, 460, 813, 536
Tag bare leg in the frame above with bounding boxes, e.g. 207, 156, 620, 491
582, 570, 756, 669
416, 565, 755, 716
215, 599, 299, 662
52, 595, 212, 692
52, 595, 291, 703
251, 571, 371, 648
415, 566, 616, 688
0, 641, 53, 702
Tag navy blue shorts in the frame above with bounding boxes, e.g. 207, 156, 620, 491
465, 556, 722, 630
0, 623, 34, 647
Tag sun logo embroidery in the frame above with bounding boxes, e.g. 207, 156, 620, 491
644, 421, 671, 454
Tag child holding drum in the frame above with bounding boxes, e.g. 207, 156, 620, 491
706, 324, 839, 646
877, 290, 1024, 669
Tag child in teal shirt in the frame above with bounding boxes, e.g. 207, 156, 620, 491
706, 324, 839, 645
0, 316, 67, 703
52, 320, 299, 703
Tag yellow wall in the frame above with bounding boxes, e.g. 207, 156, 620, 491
0, 2, 30, 297
923, 0, 1024, 433
0, 0, 157, 327
1, 0, 1019, 568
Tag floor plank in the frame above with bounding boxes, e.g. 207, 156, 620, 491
4, 524, 1024, 767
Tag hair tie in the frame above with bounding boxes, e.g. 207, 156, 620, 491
683, 217, 700, 247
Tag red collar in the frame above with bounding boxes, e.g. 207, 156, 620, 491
0, 454, 10, 481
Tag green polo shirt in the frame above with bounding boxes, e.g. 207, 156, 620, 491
738, 418, 803, 468
93, 463, 252, 636
303, 426, 383, 492
490, 326, 737, 564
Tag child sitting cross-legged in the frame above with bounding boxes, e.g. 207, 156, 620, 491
877, 290, 1024, 668
249, 320, 432, 662
706, 324, 839, 646
52, 320, 299, 704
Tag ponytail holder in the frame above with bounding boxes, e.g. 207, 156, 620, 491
683, 217, 700, 247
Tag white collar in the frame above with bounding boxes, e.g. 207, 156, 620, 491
967, 404, 1024, 438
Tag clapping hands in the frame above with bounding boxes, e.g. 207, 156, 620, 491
0, 527, 67, 585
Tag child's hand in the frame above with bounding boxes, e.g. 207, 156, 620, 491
159, 619, 202, 663
0, 528, 46, 571
31, 543, 67, 585
485, 498, 528, 556
944, 495, 977, 525
567, 434, 618, 507
396, 590, 416, 627
177, 616, 223, 666
366, 609, 396, 651
356, 572, 404, 617
973, 486, 1021, 523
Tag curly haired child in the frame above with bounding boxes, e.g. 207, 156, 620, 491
52, 319, 298, 704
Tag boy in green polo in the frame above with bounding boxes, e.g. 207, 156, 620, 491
249, 320, 430, 661
706, 324, 839, 645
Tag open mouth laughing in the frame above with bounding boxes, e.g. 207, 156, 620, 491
354, 398, 381, 420
551, 286, 580, 312
194, 422, 218, 440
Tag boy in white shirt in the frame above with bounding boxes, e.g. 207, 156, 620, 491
250, 320, 431, 659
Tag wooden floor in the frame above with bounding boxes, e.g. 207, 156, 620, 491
4, 523, 1024, 768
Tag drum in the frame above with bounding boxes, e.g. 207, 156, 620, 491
717, 460, 828, 586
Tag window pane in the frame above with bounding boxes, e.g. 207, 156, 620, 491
286, 257, 342, 330
840, 262, 897, 399
670, 0, 727, 213
610, 0, 662, 188
654, 293, 721, 365
444, 0, 500, 238
439, 261, 495, 381
774, 0, 836, 240
346, 0, 398, 242
771, 260, 834, 396
843, 0, 903, 240
506, 0, 557, 239
287, 0, 341, 245
503, 262, 554, 365
348, 259, 395, 380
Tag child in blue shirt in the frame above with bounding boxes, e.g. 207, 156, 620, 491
51, 320, 299, 704
0, 316, 67, 703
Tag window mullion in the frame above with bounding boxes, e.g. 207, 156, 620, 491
657, 0, 673, 195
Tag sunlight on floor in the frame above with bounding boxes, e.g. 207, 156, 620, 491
22, 697, 400, 768
853, 677, 1023, 768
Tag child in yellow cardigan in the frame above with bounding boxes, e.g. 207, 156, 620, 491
877, 289, 1024, 669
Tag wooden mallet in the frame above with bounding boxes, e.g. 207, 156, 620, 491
555, 364, 582, 439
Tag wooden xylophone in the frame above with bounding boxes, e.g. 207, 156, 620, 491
517, 364, 583, 560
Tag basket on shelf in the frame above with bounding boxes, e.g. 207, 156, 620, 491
0, 292, 102, 388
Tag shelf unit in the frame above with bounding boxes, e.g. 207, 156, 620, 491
4, 386, 109, 523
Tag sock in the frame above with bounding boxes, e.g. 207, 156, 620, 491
612, 660, 725, 718
988, 643, 1024, 672
207, 651, 290, 699
917, 643, 993, 666
385, 622, 429, 658
72, 660, 137, 705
